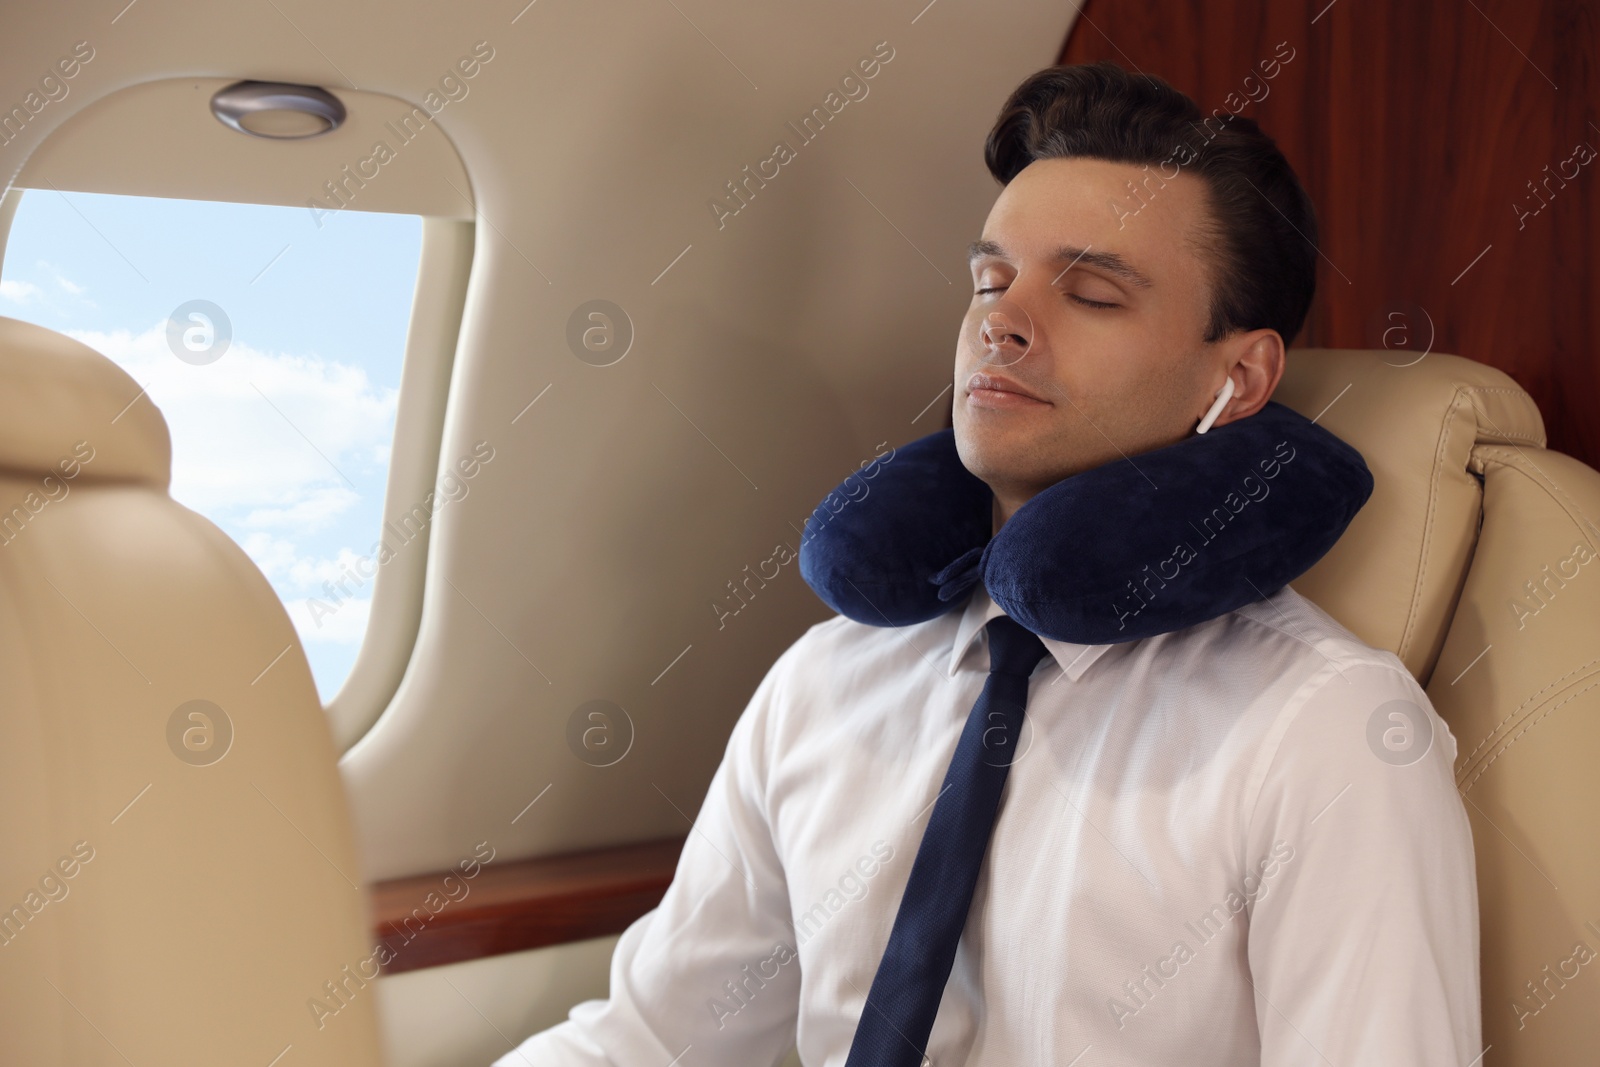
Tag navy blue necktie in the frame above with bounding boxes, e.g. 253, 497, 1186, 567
845, 613, 1050, 1067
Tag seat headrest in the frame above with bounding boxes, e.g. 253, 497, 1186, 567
0, 315, 170, 489
1276, 347, 1545, 684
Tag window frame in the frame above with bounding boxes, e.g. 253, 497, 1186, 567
323, 214, 475, 751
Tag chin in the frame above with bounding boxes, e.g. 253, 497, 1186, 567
957, 417, 1086, 491
955, 423, 1033, 485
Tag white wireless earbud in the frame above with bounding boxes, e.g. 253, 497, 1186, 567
1195, 376, 1236, 435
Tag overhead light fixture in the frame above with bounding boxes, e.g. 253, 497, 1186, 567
210, 80, 346, 140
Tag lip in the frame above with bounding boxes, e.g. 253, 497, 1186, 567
966, 371, 1050, 407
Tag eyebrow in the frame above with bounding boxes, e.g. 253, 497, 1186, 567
966, 238, 1155, 290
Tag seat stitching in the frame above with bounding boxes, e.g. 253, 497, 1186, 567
1460, 385, 1544, 445
1456, 657, 1600, 767
1400, 389, 1468, 664
1406, 385, 1540, 664
1473, 444, 1600, 544
1448, 446, 1600, 770
1460, 677, 1600, 793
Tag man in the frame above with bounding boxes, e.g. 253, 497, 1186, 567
496, 62, 1480, 1066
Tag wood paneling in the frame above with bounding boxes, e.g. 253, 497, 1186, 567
369, 836, 684, 975
1061, 0, 1599, 470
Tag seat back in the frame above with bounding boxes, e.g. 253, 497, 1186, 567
0, 316, 385, 1065
1280, 348, 1600, 1064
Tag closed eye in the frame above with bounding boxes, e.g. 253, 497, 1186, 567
974, 285, 1119, 310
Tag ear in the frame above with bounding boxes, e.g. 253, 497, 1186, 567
1206, 328, 1285, 429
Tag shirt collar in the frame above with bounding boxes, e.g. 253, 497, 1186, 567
946, 585, 1116, 681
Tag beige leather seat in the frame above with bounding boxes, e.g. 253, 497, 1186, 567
1279, 348, 1600, 1064
2, 315, 1594, 1064
0, 316, 385, 1065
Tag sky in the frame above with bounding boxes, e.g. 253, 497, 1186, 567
0, 188, 423, 701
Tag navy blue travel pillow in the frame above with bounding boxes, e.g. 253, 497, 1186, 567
797, 400, 1373, 644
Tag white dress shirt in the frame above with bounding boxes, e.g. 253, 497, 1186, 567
495, 583, 1481, 1067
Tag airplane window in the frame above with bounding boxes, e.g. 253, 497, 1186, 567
0, 188, 423, 702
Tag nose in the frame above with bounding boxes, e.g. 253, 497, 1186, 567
968, 297, 1033, 369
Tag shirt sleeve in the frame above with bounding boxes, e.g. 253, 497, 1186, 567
1242, 658, 1482, 1067
491, 639, 804, 1067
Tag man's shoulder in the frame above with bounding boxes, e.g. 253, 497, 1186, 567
782, 608, 949, 662
759, 609, 960, 714
1223, 583, 1409, 680
796, 610, 865, 644
1218, 585, 1455, 766
1127, 584, 1435, 759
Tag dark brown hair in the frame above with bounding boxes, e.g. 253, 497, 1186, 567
984, 61, 1318, 346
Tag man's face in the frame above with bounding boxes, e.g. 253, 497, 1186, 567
953, 156, 1226, 511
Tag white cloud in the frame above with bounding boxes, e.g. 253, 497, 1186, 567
0, 279, 42, 304
32, 259, 86, 296
240, 532, 385, 593
242, 485, 360, 532
239, 534, 378, 648
287, 592, 372, 646
65, 323, 398, 516
238, 531, 303, 583
11, 260, 94, 310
